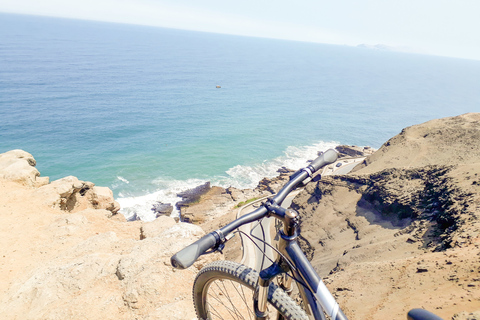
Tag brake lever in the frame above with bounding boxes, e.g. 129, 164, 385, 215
204, 233, 235, 255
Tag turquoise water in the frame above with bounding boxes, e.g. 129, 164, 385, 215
1, 13, 479, 220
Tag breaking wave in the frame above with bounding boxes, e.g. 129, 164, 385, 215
117, 140, 338, 222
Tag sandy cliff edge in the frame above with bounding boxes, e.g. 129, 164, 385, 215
0, 151, 219, 319
291, 113, 480, 319
0, 113, 479, 319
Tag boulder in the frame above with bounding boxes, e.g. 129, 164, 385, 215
179, 186, 234, 223
0, 150, 49, 187
35, 176, 120, 215
335, 145, 375, 158
151, 202, 173, 217
176, 182, 211, 208
140, 216, 176, 239
35, 176, 94, 211
92, 186, 121, 215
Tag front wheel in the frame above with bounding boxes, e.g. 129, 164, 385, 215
193, 260, 308, 320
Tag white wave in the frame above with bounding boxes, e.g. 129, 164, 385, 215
117, 141, 338, 222
117, 176, 130, 184
111, 176, 131, 191
213, 141, 339, 189
117, 177, 208, 222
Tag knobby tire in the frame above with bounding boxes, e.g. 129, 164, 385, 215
193, 260, 309, 320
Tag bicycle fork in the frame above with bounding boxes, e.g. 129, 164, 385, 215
254, 202, 345, 320
253, 204, 301, 320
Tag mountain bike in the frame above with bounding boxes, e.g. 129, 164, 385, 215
171, 149, 444, 320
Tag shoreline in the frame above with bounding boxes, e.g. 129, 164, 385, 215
0, 114, 479, 319
117, 144, 375, 222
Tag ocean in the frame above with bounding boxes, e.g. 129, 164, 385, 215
1, 13, 479, 221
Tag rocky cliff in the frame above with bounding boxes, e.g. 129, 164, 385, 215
0, 150, 220, 319
291, 113, 480, 319
0, 113, 479, 320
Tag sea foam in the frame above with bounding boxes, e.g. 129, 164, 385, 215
117, 140, 338, 221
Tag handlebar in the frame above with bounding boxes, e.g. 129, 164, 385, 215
171, 148, 338, 269
171, 232, 218, 269
309, 148, 338, 172
407, 309, 444, 320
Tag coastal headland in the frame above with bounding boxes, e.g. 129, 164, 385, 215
0, 113, 479, 319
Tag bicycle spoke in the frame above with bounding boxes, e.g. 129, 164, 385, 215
218, 280, 247, 319
233, 279, 256, 319
206, 279, 252, 319
208, 282, 242, 319
206, 301, 225, 320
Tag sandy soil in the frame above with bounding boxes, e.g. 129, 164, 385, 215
1, 113, 479, 319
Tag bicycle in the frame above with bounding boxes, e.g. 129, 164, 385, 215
171, 149, 445, 320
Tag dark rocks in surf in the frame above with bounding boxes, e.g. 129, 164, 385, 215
335, 145, 375, 158
151, 202, 173, 217
255, 168, 294, 194
277, 166, 294, 174
176, 182, 211, 209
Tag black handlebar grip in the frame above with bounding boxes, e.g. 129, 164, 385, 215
309, 148, 338, 172
407, 309, 444, 320
171, 232, 218, 269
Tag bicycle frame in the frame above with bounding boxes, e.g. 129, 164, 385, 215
171, 149, 346, 319
171, 148, 445, 320
253, 201, 348, 320
219, 172, 348, 320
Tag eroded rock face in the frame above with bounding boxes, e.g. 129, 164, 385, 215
0, 220, 216, 320
35, 176, 120, 216
0, 150, 120, 216
295, 164, 479, 257
353, 113, 480, 174
292, 113, 480, 282
0, 150, 48, 187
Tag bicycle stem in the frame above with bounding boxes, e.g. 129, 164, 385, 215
217, 168, 310, 237
171, 149, 338, 270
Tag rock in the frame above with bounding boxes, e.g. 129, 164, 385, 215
35, 175, 94, 211
277, 166, 294, 174
0, 232, 125, 319
161, 222, 205, 239
46, 213, 88, 237
140, 216, 176, 239
226, 186, 247, 202
176, 182, 211, 208
453, 311, 480, 320
179, 186, 234, 223
92, 186, 120, 215
151, 202, 173, 217
35, 176, 120, 215
335, 145, 374, 158
0, 150, 48, 187
255, 172, 292, 194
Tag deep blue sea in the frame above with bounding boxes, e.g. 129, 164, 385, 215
1, 13, 479, 220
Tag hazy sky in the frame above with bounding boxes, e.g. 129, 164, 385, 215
1, 0, 479, 60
